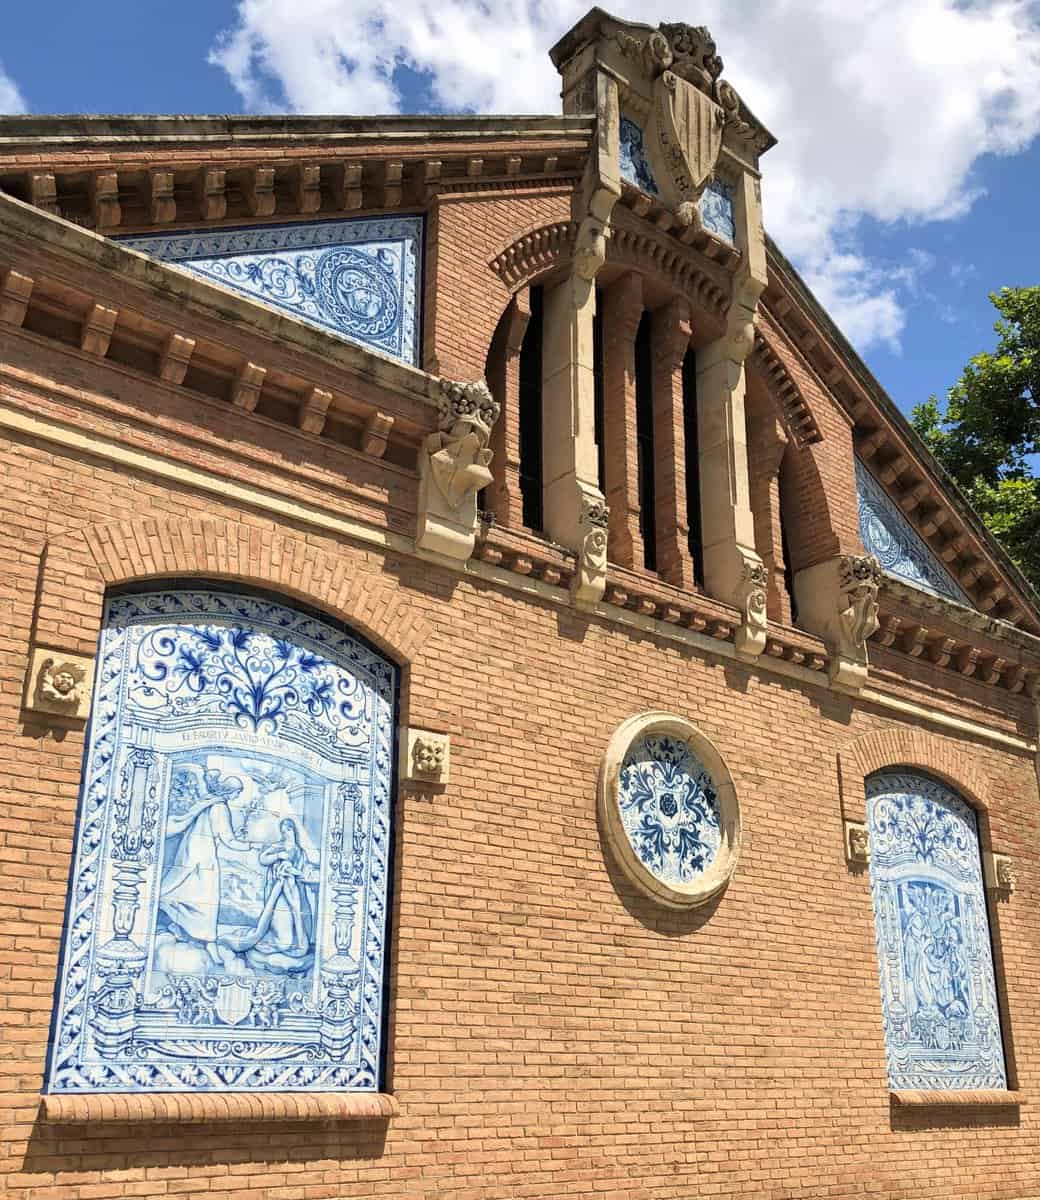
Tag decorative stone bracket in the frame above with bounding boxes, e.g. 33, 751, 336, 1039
573, 491, 610, 608
400, 728, 451, 785
23, 646, 95, 720
794, 554, 882, 691
415, 378, 500, 563
844, 819, 870, 866
983, 851, 1016, 895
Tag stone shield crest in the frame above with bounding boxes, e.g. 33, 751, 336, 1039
652, 71, 724, 222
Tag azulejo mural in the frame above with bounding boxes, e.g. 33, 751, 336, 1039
599, 712, 740, 909
855, 459, 970, 605
122, 216, 422, 365
45, 588, 397, 1096
866, 771, 1007, 1092
618, 116, 735, 243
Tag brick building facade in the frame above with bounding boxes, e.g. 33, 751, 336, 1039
1, 10, 1038, 1199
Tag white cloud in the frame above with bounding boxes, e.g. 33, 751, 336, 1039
0, 61, 27, 114
210, 0, 1040, 352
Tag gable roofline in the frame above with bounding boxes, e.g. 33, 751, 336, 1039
0, 113, 594, 151
765, 233, 1040, 628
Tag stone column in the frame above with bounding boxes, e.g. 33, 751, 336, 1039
601, 272, 645, 570
651, 297, 695, 589
695, 171, 770, 655
485, 289, 531, 527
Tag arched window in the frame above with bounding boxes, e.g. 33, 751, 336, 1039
866, 770, 1007, 1091
45, 585, 397, 1097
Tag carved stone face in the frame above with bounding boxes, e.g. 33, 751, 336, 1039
52, 671, 78, 696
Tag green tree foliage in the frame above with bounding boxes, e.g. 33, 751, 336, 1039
911, 286, 1040, 592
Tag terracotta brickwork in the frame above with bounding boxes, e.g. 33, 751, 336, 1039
2, 375, 1039, 1198
1, 76, 1040, 1200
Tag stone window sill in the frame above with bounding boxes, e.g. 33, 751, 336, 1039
890, 1089, 1022, 1107
40, 1091, 399, 1123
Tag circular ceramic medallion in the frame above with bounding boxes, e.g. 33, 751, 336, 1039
599, 712, 740, 908
315, 247, 400, 339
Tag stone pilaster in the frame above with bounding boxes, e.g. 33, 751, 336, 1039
651, 297, 695, 589
601, 272, 645, 570
541, 64, 620, 608
695, 166, 770, 654
486, 289, 531, 527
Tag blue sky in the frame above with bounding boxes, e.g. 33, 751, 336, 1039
3, 0, 1039, 424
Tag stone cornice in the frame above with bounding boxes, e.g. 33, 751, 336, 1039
0, 113, 594, 149
763, 236, 1040, 634
0, 190, 444, 442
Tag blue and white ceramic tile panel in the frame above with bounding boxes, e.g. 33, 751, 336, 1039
620, 115, 661, 198
618, 116, 735, 244
856, 458, 971, 605
617, 734, 721, 887
866, 772, 1007, 1092
121, 217, 422, 366
45, 589, 396, 1095
698, 178, 736, 244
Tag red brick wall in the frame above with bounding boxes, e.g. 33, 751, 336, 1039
1, 351, 1038, 1200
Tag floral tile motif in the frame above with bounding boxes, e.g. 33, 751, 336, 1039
867, 771, 1007, 1092
121, 217, 422, 365
617, 734, 721, 887
45, 588, 396, 1095
620, 116, 660, 198
856, 459, 971, 604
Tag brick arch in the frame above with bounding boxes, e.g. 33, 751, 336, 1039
840, 727, 992, 815
33, 516, 432, 666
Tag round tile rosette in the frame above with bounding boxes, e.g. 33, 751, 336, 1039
599, 712, 740, 908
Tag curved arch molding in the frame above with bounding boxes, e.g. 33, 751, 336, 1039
44, 585, 398, 1097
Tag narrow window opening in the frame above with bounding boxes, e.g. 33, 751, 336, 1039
779, 452, 798, 623
593, 288, 606, 496
634, 312, 656, 572
518, 285, 544, 533
681, 348, 704, 587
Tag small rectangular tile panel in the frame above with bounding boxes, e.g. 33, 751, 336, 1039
121, 216, 423, 365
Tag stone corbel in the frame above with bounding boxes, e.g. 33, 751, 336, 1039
735, 557, 769, 656
794, 554, 882, 691
415, 378, 500, 562
573, 492, 610, 608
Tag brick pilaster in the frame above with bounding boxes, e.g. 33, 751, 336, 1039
601, 272, 644, 569
651, 298, 694, 589
486, 289, 531, 527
